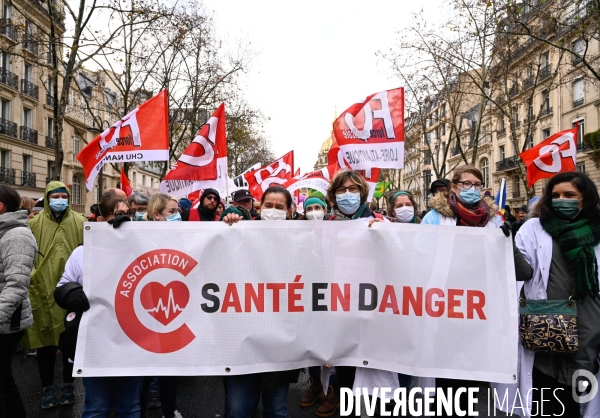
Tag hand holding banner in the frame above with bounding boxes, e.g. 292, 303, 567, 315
519, 126, 578, 187
77, 90, 169, 191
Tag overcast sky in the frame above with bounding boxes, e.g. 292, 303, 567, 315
202, 0, 446, 173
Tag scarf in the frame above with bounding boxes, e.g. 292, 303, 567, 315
541, 217, 600, 301
331, 203, 367, 220
447, 193, 490, 227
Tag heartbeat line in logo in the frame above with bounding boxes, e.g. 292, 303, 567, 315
145, 288, 184, 319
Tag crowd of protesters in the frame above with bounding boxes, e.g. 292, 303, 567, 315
0, 166, 599, 418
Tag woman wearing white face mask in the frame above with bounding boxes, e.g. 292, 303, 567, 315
387, 191, 421, 224
146, 193, 181, 222
301, 197, 326, 221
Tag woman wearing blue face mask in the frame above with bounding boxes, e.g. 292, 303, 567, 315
146, 193, 181, 222
421, 166, 503, 228
512, 171, 600, 417
324, 170, 384, 222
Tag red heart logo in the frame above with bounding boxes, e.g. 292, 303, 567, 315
140, 281, 190, 326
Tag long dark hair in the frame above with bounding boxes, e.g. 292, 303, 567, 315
0, 184, 22, 213
532, 172, 600, 223
261, 186, 292, 210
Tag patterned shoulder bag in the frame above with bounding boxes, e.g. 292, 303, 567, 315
519, 287, 578, 353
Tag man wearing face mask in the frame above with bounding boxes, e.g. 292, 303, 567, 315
181, 189, 220, 222
23, 181, 86, 409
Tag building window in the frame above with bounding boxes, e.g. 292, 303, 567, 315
573, 119, 585, 150
23, 63, 32, 82
47, 161, 53, 182
22, 155, 31, 173
540, 52, 549, 68
441, 123, 446, 136
142, 175, 146, 187
1, 149, 9, 168
423, 170, 432, 191
512, 106, 519, 124
526, 135, 534, 149
47, 118, 53, 137
481, 158, 489, 188
499, 145, 505, 161
513, 176, 520, 198
22, 108, 32, 128
73, 133, 81, 154
542, 128, 551, 140
572, 39, 584, 65
132, 171, 137, 185
577, 163, 585, 173
573, 78, 584, 108
499, 117, 505, 131
71, 175, 82, 204
1, 99, 10, 120
424, 152, 432, 165
542, 90, 551, 113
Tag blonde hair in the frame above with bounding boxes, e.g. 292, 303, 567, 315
147, 193, 178, 221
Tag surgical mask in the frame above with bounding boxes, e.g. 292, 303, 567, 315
457, 188, 481, 205
135, 212, 146, 221
261, 208, 287, 221
395, 206, 415, 223
336, 192, 361, 215
165, 212, 182, 222
305, 210, 324, 221
552, 198, 582, 220
49, 198, 68, 212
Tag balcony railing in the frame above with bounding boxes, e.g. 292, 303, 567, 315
46, 94, 54, 107
0, 118, 17, 138
541, 106, 553, 116
0, 68, 18, 90
573, 56, 583, 66
0, 168, 15, 184
539, 65, 551, 80
527, 113, 536, 123
573, 98, 584, 108
577, 140, 591, 152
497, 128, 506, 136
451, 147, 460, 156
496, 155, 520, 171
522, 77, 534, 91
21, 79, 39, 100
45, 136, 53, 149
21, 172, 36, 187
20, 126, 38, 144
65, 104, 93, 126
0, 19, 17, 41
71, 204, 85, 214
23, 35, 38, 55
509, 84, 520, 98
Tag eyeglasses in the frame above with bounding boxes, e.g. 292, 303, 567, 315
205, 195, 218, 201
238, 198, 252, 205
455, 181, 483, 190
113, 210, 134, 217
335, 185, 360, 195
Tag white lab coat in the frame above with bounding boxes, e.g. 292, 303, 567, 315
493, 218, 600, 417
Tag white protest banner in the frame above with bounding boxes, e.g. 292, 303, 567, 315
75, 222, 518, 383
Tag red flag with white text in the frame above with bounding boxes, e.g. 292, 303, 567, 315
119, 167, 134, 198
77, 90, 169, 191
160, 103, 227, 197
284, 168, 331, 198
519, 126, 578, 187
333, 88, 404, 170
244, 151, 294, 200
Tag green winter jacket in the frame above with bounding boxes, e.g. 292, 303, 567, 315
22, 181, 86, 349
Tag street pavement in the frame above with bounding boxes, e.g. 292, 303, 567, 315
13, 350, 512, 418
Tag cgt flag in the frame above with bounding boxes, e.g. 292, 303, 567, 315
333, 88, 404, 170
519, 126, 578, 187
119, 167, 134, 198
244, 151, 294, 200
160, 104, 228, 197
77, 91, 169, 191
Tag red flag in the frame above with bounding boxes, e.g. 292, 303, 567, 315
77, 90, 169, 191
119, 167, 133, 197
333, 88, 404, 170
284, 168, 331, 197
244, 151, 294, 200
161, 103, 227, 197
519, 126, 578, 187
